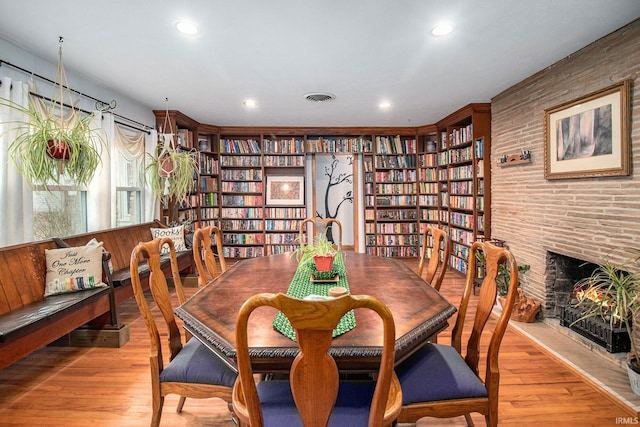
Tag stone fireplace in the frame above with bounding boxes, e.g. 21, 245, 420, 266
544, 251, 598, 316
545, 250, 632, 353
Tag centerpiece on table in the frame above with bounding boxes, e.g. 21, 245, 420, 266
292, 232, 339, 279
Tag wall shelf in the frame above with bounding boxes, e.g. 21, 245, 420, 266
497, 154, 531, 167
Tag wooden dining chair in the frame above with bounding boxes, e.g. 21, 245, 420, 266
193, 225, 227, 286
299, 217, 343, 251
130, 237, 237, 427
395, 241, 519, 427
232, 293, 402, 427
417, 226, 451, 291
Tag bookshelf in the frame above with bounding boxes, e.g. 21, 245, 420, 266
197, 125, 220, 228
219, 136, 265, 258
435, 104, 491, 274
263, 136, 307, 256
364, 134, 419, 257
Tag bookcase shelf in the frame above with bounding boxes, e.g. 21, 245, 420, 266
434, 103, 491, 274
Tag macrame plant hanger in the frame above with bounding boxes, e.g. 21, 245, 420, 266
158, 98, 175, 197
48, 37, 75, 174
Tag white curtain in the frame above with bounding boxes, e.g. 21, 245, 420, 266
145, 129, 160, 222
0, 77, 33, 246
86, 111, 111, 231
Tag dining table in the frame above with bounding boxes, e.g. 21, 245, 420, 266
174, 252, 457, 373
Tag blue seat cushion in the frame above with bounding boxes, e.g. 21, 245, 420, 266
256, 379, 378, 427
395, 344, 487, 404
159, 338, 237, 387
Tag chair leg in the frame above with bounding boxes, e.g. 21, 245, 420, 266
464, 413, 475, 426
151, 395, 164, 427
176, 396, 187, 413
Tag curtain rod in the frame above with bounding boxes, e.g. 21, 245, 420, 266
0, 58, 114, 110
1, 58, 154, 133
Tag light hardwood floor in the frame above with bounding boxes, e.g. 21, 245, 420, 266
0, 260, 636, 426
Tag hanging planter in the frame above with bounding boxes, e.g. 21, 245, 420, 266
0, 37, 104, 188
46, 139, 71, 160
145, 107, 199, 204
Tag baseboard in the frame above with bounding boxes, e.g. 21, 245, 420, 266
50, 324, 131, 348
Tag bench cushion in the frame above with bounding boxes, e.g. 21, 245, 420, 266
0, 287, 110, 343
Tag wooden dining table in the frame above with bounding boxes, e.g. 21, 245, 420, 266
175, 252, 457, 373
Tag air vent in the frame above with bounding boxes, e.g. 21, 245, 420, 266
304, 92, 336, 102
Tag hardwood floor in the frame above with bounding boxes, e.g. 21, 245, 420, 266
0, 260, 636, 426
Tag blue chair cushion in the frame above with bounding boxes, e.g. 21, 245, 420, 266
256, 379, 378, 427
395, 344, 487, 404
159, 338, 237, 387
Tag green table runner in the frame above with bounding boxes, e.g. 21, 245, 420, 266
273, 252, 356, 341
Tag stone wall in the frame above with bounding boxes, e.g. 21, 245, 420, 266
490, 19, 640, 313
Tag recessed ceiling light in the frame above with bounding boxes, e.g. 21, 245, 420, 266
175, 21, 199, 35
243, 99, 257, 108
431, 23, 454, 37
379, 102, 392, 109
304, 92, 336, 102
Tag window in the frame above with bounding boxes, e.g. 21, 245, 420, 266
115, 151, 143, 226
32, 177, 87, 241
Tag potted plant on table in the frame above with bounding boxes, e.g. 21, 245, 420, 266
572, 252, 640, 394
292, 232, 338, 272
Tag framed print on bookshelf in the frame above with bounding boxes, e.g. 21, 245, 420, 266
266, 176, 304, 205
544, 79, 630, 179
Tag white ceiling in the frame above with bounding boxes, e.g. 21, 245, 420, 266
1, 1, 639, 128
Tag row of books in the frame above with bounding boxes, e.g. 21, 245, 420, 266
220, 219, 264, 231
220, 138, 261, 154
263, 155, 305, 167
221, 169, 263, 181
264, 233, 299, 244
265, 207, 307, 218
221, 195, 264, 206
221, 155, 262, 167
221, 181, 263, 193
376, 209, 417, 221
366, 246, 420, 257
449, 124, 473, 147
374, 222, 419, 234
375, 136, 417, 154
373, 170, 417, 182
264, 220, 303, 231
375, 183, 417, 195
222, 233, 265, 245
263, 138, 305, 154
449, 181, 474, 195
199, 154, 219, 174
374, 154, 417, 169
305, 137, 373, 153
222, 246, 264, 258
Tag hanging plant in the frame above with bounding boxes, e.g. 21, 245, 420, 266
0, 38, 104, 188
144, 131, 199, 204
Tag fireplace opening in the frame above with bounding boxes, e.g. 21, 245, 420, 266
545, 251, 631, 353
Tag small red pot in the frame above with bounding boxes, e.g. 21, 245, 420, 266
159, 156, 175, 178
46, 139, 71, 160
314, 255, 335, 272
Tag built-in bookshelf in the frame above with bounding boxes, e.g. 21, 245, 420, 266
364, 134, 419, 257
262, 136, 307, 256
197, 129, 220, 228
435, 103, 491, 274
153, 110, 490, 263
219, 137, 264, 258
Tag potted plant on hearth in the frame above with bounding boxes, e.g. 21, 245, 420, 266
572, 251, 640, 394
291, 232, 338, 272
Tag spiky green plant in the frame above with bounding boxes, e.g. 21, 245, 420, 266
574, 259, 640, 363
1, 96, 103, 189
144, 142, 199, 204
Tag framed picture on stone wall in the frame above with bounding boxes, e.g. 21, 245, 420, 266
544, 79, 630, 179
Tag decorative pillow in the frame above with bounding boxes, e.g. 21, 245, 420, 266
44, 241, 107, 297
150, 225, 187, 254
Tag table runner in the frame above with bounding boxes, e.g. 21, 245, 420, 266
273, 252, 356, 341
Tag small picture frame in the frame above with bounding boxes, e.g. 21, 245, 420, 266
544, 80, 630, 179
266, 176, 304, 205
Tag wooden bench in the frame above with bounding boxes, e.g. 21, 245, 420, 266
0, 221, 193, 370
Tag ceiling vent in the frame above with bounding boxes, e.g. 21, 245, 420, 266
304, 92, 336, 102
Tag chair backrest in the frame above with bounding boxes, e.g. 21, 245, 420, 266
451, 241, 518, 400
299, 217, 343, 251
234, 293, 396, 427
417, 226, 451, 290
130, 237, 187, 366
193, 225, 227, 286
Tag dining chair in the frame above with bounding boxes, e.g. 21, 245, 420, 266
232, 293, 402, 427
395, 240, 519, 427
417, 226, 451, 291
130, 237, 237, 427
299, 217, 343, 251
193, 225, 227, 286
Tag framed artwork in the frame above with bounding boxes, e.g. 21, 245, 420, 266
266, 176, 304, 205
544, 79, 630, 179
